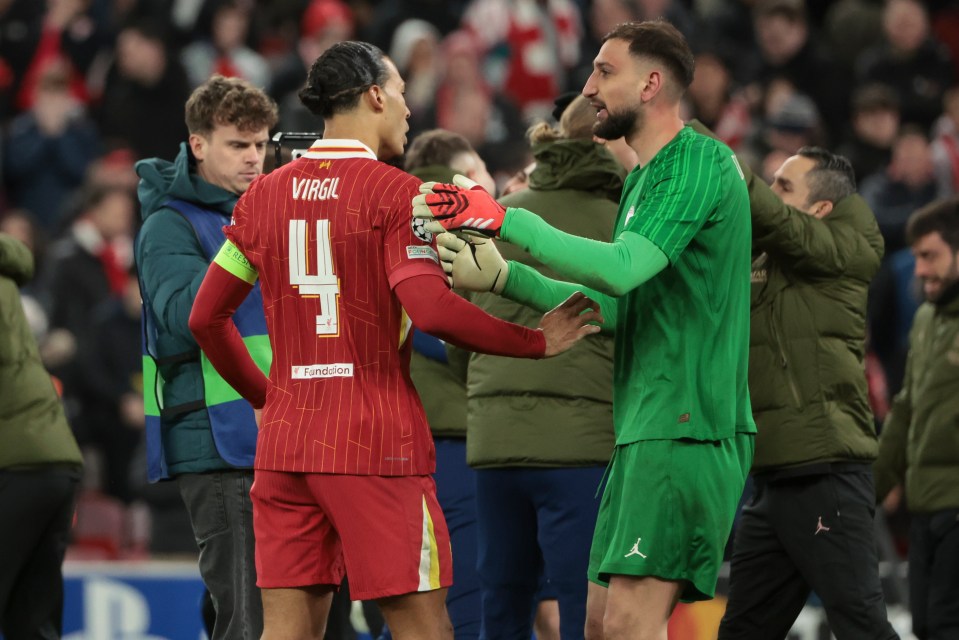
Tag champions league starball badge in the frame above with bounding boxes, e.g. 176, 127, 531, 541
412, 216, 433, 244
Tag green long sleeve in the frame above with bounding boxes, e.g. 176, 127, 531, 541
502, 262, 619, 333
500, 206, 668, 297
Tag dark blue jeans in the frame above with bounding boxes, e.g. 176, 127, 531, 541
434, 438, 481, 640
177, 470, 261, 640
475, 466, 605, 640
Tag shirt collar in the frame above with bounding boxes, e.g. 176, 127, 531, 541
302, 139, 377, 161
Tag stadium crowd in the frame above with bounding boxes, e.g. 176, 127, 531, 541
1, 0, 959, 638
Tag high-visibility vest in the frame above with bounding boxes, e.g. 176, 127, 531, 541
139, 199, 271, 481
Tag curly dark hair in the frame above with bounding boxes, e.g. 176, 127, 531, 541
298, 41, 390, 119
185, 74, 278, 135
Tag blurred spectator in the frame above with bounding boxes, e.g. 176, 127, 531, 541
0, 231, 83, 639
360, 0, 468, 51
632, 0, 698, 41
86, 146, 139, 193
0, 0, 45, 119
40, 183, 135, 444
389, 19, 441, 125
751, 0, 850, 143
823, 0, 884, 72
421, 31, 528, 180
267, 0, 352, 131
932, 86, 959, 197
76, 267, 143, 502
96, 18, 191, 161
685, 47, 751, 151
4, 58, 100, 234
838, 83, 901, 183
868, 246, 921, 399
462, 0, 581, 121
181, 0, 269, 89
573, 0, 641, 87
857, 0, 954, 130
862, 126, 943, 254
748, 92, 825, 181
13, 0, 104, 112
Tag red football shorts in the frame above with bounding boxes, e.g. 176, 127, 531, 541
250, 470, 452, 600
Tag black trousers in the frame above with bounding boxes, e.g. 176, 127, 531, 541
0, 467, 79, 639
719, 469, 898, 640
908, 508, 959, 640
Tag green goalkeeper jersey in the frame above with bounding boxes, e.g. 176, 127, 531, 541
613, 125, 755, 443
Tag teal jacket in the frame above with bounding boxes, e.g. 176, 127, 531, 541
466, 139, 621, 467
135, 143, 243, 476
0, 233, 82, 469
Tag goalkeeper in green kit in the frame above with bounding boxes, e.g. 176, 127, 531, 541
414, 20, 755, 640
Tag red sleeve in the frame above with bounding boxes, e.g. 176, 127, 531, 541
188, 262, 269, 408
395, 273, 547, 358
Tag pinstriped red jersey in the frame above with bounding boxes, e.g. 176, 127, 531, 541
225, 139, 444, 476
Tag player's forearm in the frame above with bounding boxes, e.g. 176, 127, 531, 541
189, 262, 268, 408
396, 274, 546, 358
501, 262, 618, 333
501, 208, 668, 296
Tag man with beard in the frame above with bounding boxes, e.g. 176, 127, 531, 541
413, 20, 755, 640
875, 197, 959, 640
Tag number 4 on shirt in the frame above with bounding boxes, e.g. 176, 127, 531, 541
289, 219, 340, 336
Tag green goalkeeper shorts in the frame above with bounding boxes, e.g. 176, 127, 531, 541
587, 434, 754, 602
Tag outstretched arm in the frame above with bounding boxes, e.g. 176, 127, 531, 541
415, 176, 668, 297
395, 273, 602, 357
501, 211, 668, 297
435, 233, 618, 332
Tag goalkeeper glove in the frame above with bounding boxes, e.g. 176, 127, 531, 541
412, 174, 507, 238
435, 232, 508, 293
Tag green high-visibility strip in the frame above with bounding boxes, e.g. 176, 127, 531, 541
201, 334, 272, 405
214, 240, 259, 284
143, 355, 162, 417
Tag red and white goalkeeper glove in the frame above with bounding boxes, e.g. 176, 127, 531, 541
412, 174, 507, 238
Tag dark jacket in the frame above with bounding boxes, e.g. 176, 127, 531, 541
0, 233, 82, 469
135, 143, 241, 476
746, 173, 884, 472
406, 164, 469, 438
875, 287, 959, 513
466, 139, 620, 467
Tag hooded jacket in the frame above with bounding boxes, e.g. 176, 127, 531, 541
135, 143, 244, 476
0, 233, 82, 469
465, 139, 621, 467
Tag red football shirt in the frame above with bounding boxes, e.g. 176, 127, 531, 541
226, 139, 445, 476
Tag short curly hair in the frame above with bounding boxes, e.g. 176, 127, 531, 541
185, 74, 278, 136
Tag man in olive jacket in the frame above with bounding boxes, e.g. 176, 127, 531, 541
875, 198, 959, 640
464, 96, 619, 640
0, 232, 83, 638
716, 147, 898, 639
